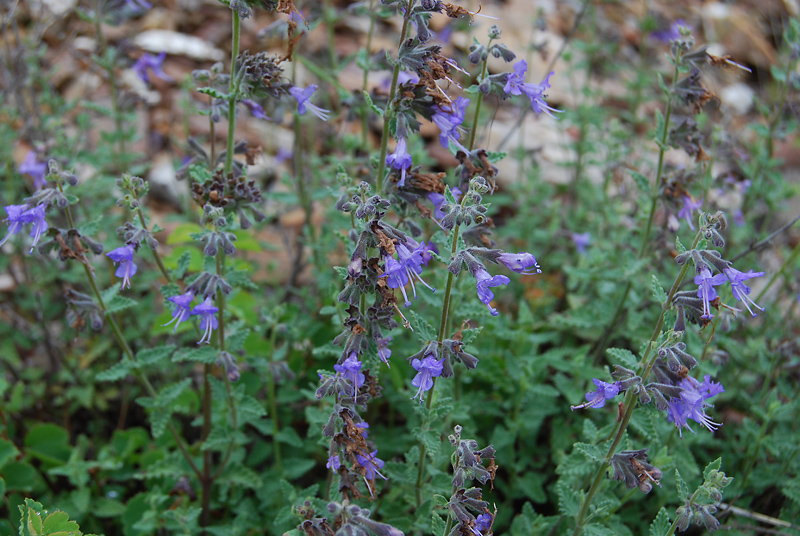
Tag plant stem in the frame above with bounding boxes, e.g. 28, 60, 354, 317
265, 325, 283, 471
361, 0, 376, 150
92, 0, 126, 171
223, 10, 241, 176
133, 197, 171, 282
467, 44, 491, 152
375, 1, 414, 194
589, 61, 681, 362
665, 489, 700, 536
573, 231, 702, 536
60, 197, 200, 480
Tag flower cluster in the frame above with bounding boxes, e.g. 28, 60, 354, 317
503, 60, 562, 118
1, 203, 49, 251
444, 425, 497, 535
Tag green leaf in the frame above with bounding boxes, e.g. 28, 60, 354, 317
362, 90, 384, 117
24, 424, 71, 467
96, 358, 134, 382
651, 274, 668, 304
42, 511, 79, 534
166, 223, 204, 245
675, 468, 689, 500
174, 251, 192, 279
197, 87, 228, 99
649, 508, 671, 536
431, 513, 446, 536
675, 236, 686, 254
606, 348, 638, 369
0, 439, 19, 470
574, 442, 602, 462
703, 457, 722, 481
444, 185, 457, 205
226, 269, 258, 290
432, 494, 448, 507
407, 309, 436, 342
173, 346, 218, 364
137, 345, 176, 366
629, 170, 651, 194
556, 480, 580, 516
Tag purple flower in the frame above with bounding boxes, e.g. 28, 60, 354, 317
289, 84, 330, 121
694, 267, 726, 319
376, 337, 392, 367
326, 455, 341, 471
723, 267, 765, 317
571, 379, 621, 410
432, 96, 470, 152
427, 187, 462, 220
241, 99, 270, 120
667, 375, 724, 437
355, 450, 387, 480
383, 239, 436, 307
355, 421, 370, 438
497, 252, 541, 275
275, 147, 293, 165
124, 0, 152, 11
677, 196, 703, 230
386, 137, 413, 187
411, 354, 443, 402
571, 232, 591, 254
650, 19, 687, 43
473, 267, 510, 316
504, 61, 562, 118
419, 241, 438, 266
107, 244, 138, 290
1, 204, 49, 251
133, 52, 172, 85
19, 151, 48, 189
334, 351, 365, 400
163, 291, 195, 332
191, 296, 219, 345
475, 513, 492, 534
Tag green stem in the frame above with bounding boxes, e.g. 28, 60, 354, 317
266, 326, 283, 471
665, 489, 701, 536
467, 45, 491, 152
61, 197, 200, 480
375, 2, 414, 193
133, 198, 171, 282
93, 0, 126, 170
223, 11, 241, 175
361, 0, 376, 150
573, 231, 702, 536
589, 61, 681, 362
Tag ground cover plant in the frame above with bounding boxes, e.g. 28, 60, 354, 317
1, 0, 800, 535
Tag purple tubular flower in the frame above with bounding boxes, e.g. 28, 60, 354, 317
241, 99, 270, 120
667, 375, 724, 437
356, 421, 370, 438
650, 19, 686, 43
26, 204, 49, 251
427, 187, 462, 219
334, 351, 365, 400
19, 151, 48, 189
376, 337, 392, 367
571, 232, 591, 254
326, 455, 341, 471
419, 241, 438, 266
432, 96, 470, 152
386, 137, 413, 187
570, 379, 621, 410
163, 291, 195, 332
289, 84, 330, 121
356, 450, 387, 480
124, 0, 152, 11
677, 196, 703, 230
723, 267, 765, 316
504, 61, 562, 118
106, 244, 138, 290
411, 355, 443, 402
694, 267, 727, 319
383, 239, 436, 306
133, 52, 172, 85
497, 252, 541, 275
474, 513, 492, 534
191, 296, 219, 345
473, 267, 510, 316
0, 205, 31, 247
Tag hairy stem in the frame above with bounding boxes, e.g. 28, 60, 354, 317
376, 1, 414, 194
133, 196, 171, 282
361, 0, 376, 150
223, 10, 241, 175
467, 43, 491, 152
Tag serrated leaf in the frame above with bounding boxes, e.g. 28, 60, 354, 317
675, 468, 689, 500
42, 511, 79, 533
226, 269, 258, 290
606, 348, 638, 369
96, 358, 134, 381
574, 442, 602, 462
444, 185, 457, 205
556, 480, 580, 516
649, 508, 671, 536
431, 513, 446, 536
651, 276, 668, 305
173, 346, 218, 364
407, 309, 436, 342
222, 466, 263, 489
703, 457, 722, 481
362, 90, 384, 117
174, 251, 191, 279
137, 345, 176, 366
629, 170, 651, 194
675, 236, 686, 254
432, 494, 448, 507
105, 293, 137, 313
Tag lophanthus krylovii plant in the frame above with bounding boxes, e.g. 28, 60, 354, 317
1, 1, 799, 535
